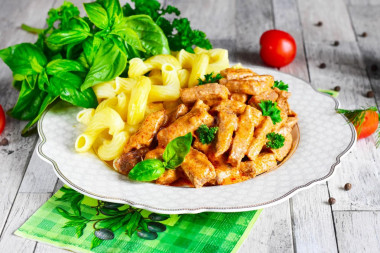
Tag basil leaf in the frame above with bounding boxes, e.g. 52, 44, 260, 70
21, 93, 58, 136
0, 43, 46, 76
46, 30, 89, 47
46, 59, 86, 75
84, 2, 109, 29
38, 70, 49, 91
9, 80, 46, 120
49, 74, 97, 108
82, 36, 103, 66
68, 17, 91, 33
123, 15, 170, 56
81, 39, 127, 91
128, 159, 165, 181
103, 0, 123, 27
112, 20, 145, 52
163, 132, 193, 169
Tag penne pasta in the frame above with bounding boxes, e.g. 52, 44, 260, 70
97, 131, 129, 161
76, 109, 95, 126
149, 63, 180, 102
176, 49, 196, 69
127, 76, 151, 125
93, 80, 117, 99
188, 53, 210, 87
177, 69, 190, 88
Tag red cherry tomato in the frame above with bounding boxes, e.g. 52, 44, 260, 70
260, 30, 297, 67
0, 105, 5, 135
356, 110, 379, 139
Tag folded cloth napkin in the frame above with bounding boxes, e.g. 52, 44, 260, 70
15, 186, 261, 253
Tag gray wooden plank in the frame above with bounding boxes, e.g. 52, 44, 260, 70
18, 142, 58, 193
240, 202, 293, 253
297, 0, 356, 43
0, 193, 51, 252
166, 0, 236, 41
348, 5, 380, 106
235, 0, 274, 66
290, 185, 338, 253
334, 211, 380, 253
34, 244, 70, 253
0, 0, 56, 236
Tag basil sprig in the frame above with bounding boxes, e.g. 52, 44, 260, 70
129, 133, 193, 181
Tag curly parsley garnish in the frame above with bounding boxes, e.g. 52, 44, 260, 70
266, 132, 285, 149
198, 72, 222, 85
272, 80, 289, 91
259, 100, 282, 125
196, 124, 218, 144
123, 0, 212, 53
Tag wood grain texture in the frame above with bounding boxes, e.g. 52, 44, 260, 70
290, 185, 338, 253
0, 193, 51, 253
34, 243, 70, 253
334, 211, 380, 253
0, 0, 55, 236
18, 143, 58, 193
240, 202, 294, 253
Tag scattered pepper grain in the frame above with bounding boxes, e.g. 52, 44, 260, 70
371, 64, 378, 72
334, 86, 341, 91
367, 91, 375, 98
319, 63, 326, 69
361, 32, 367, 37
333, 41, 339, 46
328, 197, 336, 205
315, 21, 323, 27
344, 183, 352, 191
0, 138, 9, 146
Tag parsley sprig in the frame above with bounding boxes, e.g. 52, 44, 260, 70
336, 106, 380, 148
198, 72, 222, 85
266, 132, 285, 149
259, 100, 282, 125
123, 0, 212, 53
196, 124, 218, 144
272, 80, 289, 91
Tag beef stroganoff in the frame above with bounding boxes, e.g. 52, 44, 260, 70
75, 48, 297, 188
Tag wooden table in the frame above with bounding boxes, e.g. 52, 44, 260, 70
1, 0, 379, 252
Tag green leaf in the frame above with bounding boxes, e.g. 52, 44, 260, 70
128, 159, 165, 181
139, 219, 149, 232
259, 100, 282, 125
9, 80, 46, 120
81, 39, 127, 91
266, 132, 285, 149
46, 1, 80, 31
22, 93, 58, 136
123, 15, 170, 56
71, 194, 84, 216
84, 2, 109, 29
198, 72, 222, 85
46, 30, 89, 48
162, 132, 193, 169
111, 21, 145, 52
126, 212, 142, 237
69, 17, 91, 33
76, 223, 86, 238
90, 236, 104, 249
56, 207, 83, 221
272, 80, 289, 91
102, 0, 123, 26
0, 43, 46, 76
46, 59, 86, 75
82, 36, 103, 66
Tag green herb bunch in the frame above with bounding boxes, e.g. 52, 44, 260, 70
272, 80, 289, 91
123, 0, 212, 53
196, 124, 218, 144
266, 132, 285, 149
0, 0, 213, 135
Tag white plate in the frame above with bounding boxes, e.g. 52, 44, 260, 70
37, 65, 356, 214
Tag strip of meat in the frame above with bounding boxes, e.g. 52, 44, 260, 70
228, 106, 262, 166
211, 100, 246, 114
124, 110, 166, 153
215, 111, 238, 157
220, 67, 257, 80
156, 169, 181, 185
285, 117, 298, 129
180, 83, 230, 106
144, 148, 164, 160
113, 148, 149, 175
215, 164, 245, 185
273, 91, 291, 131
157, 100, 214, 147
270, 127, 293, 161
164, 104, 189, 126
248, 89, 278, 108
181, 148, 216, 188
240, 152, 277, 177
230, 93, 248, 103
223, 75, 274, 95
246, 116, 274, 160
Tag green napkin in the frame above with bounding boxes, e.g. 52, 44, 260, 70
15, 186, 261, 252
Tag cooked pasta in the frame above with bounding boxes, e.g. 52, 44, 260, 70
127, 76, 151, 125
188, 53, 210, 87
97, 131, 129, 161
149, 63, 180, 102
76, 109, 95, 126
93, 80, 117, 99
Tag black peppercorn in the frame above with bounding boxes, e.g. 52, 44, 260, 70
344, 183, 352, 191
328, 197, 336, 205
